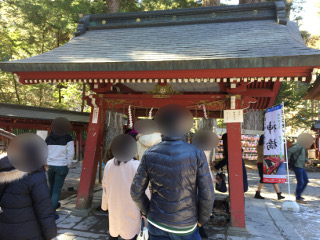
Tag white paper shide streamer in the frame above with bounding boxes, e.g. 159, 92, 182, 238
149, 108, 153, 119
128, 105, 133, 128
202, 104, 208, 119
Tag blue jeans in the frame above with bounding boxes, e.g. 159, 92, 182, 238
47, 166, 69, 210
148, 223, 201, 240
293, 167, 309, 200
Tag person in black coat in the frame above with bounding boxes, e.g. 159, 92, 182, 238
131, 105, 214, 240
0, 156, 57, 240
214, 133, 248, 192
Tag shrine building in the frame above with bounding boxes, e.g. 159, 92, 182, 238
1, 1, 320, 228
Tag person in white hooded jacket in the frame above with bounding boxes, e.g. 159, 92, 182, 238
102, 157, 151, 239
45, 131, 74, 218
136, 132, 162, 160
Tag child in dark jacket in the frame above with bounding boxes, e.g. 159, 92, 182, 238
0, 156, 57, 240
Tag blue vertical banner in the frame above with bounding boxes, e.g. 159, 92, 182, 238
263, 105, 286, 183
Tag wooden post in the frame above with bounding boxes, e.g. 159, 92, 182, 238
76, 102, 106, 209
75, 130, 81, 161
226, 122, 245, 228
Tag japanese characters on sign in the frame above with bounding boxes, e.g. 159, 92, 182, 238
264, 105, 284, 155
223, 110, 244, 123
92, 107, 99, 124
263, 105, 286, 183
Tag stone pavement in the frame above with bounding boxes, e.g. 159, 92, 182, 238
54, 162, 318, 240
54, 190, 302, 240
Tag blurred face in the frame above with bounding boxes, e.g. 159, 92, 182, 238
51, 117, 71, 136
154, 104, 193, 137
7, 133, 48, 172
192, 130, 219, 151
297, 133, 314, 149
111, 134, 137, 162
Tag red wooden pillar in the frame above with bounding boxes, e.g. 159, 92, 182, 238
76, 101, 106, 209
227, 122, 245, 228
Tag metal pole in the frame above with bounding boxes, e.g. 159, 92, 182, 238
282, 102, 291, 197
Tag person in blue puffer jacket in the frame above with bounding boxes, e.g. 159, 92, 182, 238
131, 105, 214, 240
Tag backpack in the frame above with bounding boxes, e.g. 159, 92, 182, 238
288, 148, 303, 170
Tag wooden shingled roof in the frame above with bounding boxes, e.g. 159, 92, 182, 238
1, 2, 320, 113
0, 103, 90, 123
1, 1, 320, 73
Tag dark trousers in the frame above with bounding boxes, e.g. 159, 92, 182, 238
148, 223, 201, 240
257, 163, 264, 183
109, 235, 137, 240
293, 167, 309, 200
47, 165, 69, 210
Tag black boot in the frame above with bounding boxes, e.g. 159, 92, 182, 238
254, 191, 265, 199
277, 192, 285, 200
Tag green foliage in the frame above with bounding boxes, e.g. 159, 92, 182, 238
0, 0, 203, 112
141, 0, 200, 11
275, 82, 319, 131
0, 70, 92, 111
0, 0, 104, 112
301, 30, 320, 49
1, 0, 107, 59
120, 0, 141, 12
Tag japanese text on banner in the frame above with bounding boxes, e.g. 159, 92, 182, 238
263, 105, 286, 183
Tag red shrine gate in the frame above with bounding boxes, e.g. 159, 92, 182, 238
1, 2, 320, 228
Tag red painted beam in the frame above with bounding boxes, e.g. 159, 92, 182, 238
133, 109, 223, 118
267, 81, 282, 108
241, 89, 274, 98
15, 66, 315, 84
0, 120, 50, 130
96, 93, 228, 110
0, 119, 88, 131
227, 122, 245, 228
76, 105, 106, 209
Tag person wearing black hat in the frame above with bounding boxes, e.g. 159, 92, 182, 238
45, 117, 74, 219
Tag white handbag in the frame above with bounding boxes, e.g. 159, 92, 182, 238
137, 218, 149, 240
